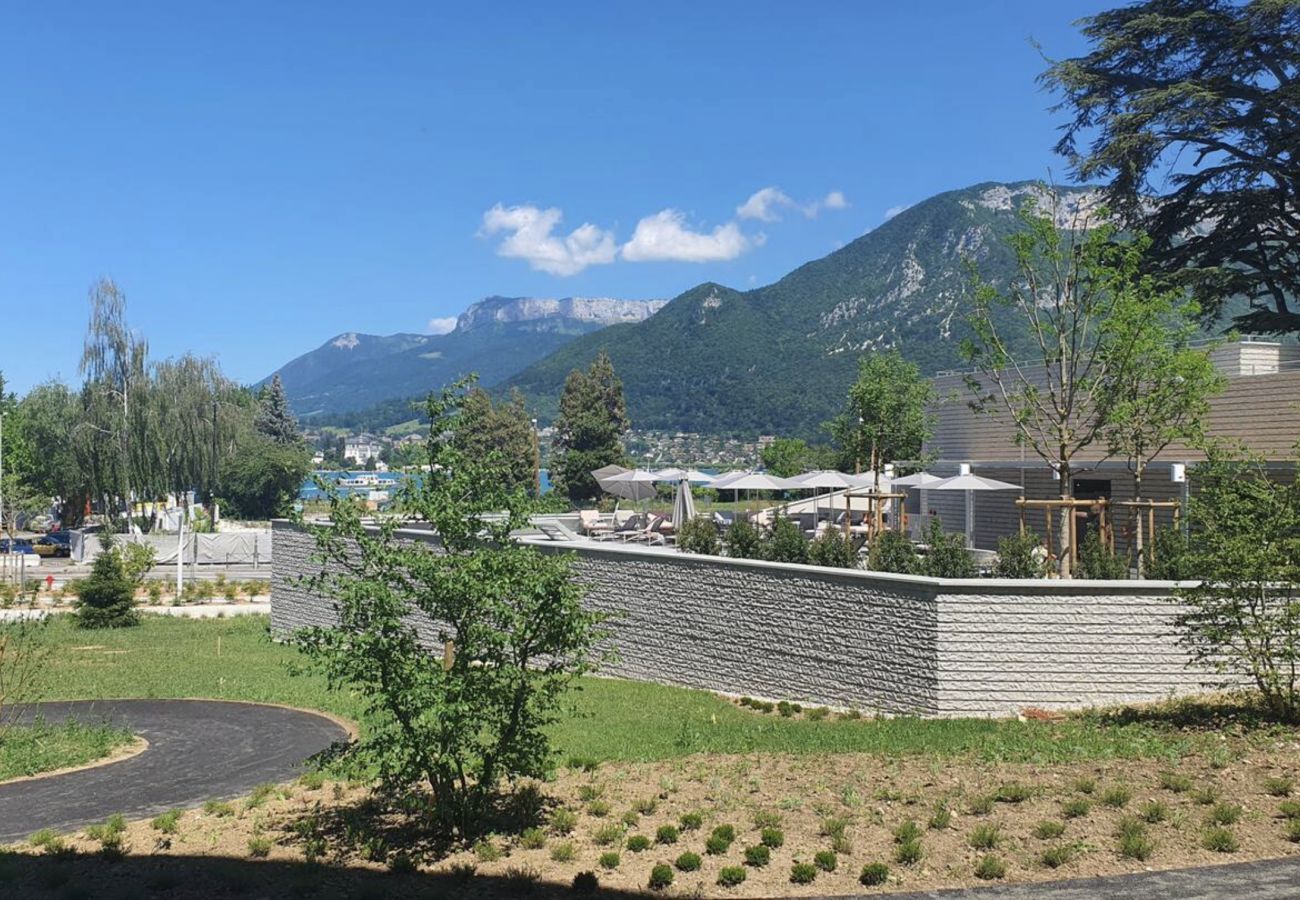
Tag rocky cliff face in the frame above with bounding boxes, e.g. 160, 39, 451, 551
455, 296, 666, 331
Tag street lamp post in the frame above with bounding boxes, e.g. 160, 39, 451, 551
532, 418, 541, 497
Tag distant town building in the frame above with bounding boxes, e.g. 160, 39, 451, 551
343, 433, 385, 464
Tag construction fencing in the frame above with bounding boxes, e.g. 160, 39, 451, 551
71, 530, 273, 567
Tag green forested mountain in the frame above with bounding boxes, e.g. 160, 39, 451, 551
506, 181, 1096, 436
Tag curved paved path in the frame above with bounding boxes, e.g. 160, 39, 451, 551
0, 699, 350, 843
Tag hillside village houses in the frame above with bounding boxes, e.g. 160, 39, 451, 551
913, 338, 1300, 558
343, 433, 385, 464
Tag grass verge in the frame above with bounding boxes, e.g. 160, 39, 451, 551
0, 719, 135, 782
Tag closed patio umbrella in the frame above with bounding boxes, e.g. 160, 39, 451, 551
671, 478, 697, 530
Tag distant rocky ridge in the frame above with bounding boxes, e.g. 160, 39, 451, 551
265, 295, 663, 417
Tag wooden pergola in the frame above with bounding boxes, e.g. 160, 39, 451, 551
1016, 497, 1181, 570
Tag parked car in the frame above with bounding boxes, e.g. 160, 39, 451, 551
32, 534, 71, 557
0, 538, 35, 554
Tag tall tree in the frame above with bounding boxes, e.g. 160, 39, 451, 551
760, 437, 833, 478
552, 352, 629, 506
79, 278, 149, 522
1042, 0, 1300, 334
255, 374, 301, 445
450, 387, 537, 494
963, 193, 1162, 575
17, 383, 91, 526
832, 350, 936, 488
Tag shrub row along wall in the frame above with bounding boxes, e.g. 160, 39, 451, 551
270, 521, 1221, 717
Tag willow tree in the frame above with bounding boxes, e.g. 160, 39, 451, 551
963, 192, 1163, 576
1042, 0, 1300, 334
79, 278, 150, 524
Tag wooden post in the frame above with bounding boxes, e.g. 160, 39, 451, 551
443, 641, 455, 671
1043, 507, 1052, 558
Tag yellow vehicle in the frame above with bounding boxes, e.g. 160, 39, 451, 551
33, 534, 72, 558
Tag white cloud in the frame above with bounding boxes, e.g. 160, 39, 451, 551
822, 190, 848, 210
884, 202, 911, 220
426, 316, 457, 335
621, 209, 752, 263
479, 203, 617, 276
737, 187, 795, 222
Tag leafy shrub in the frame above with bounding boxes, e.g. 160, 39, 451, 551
625, 834, 651, 852
577, 784, 603, 802
648, 863, 674, 890
859, 862, 890, 886
995, 782, 1033, 803
752, 809, 782, 829
621, 810, 639, 828
1203, 826, 1239, 853
790, 861, 817, 884
724, 519, 763, 559
1071, 777, 1096, 795
572, 871, 599, 894
1143, 525, 1191, 580
202, 800, 235, 818
1286, 819, 1300, 843
633, 797, 657, 815
472, 839, 501, 862
813, 849, 837, 872
1116, 817, 1154, 860
762, 516, 809, 564
967, 824, 1002, 850
1034, 820, 1065, 840
928, 804, 952, 830
705, 834, 730, 855
922, 520, 976, 578
655, 824, 679, 845
716, 866, 747, 887
760, 827, 784, 849
679, 811, 703, 831
151, 810, 182, 834
1192, 785, 1221, 805
597, 851, 619, 869
247, 837, 272, 858
974, 854, 1007, 880
711, 824, 736, 843
75, 548, 140, 629
549, 841, 574, 862
592, 824, 623, 846
894, 838, 922, 865
587, 800, 611, 818
675, 851, 701, 871
993, 531, 1045, 578
520, 826, 546, 849
1078, 531, 1127, 579
549, 807, 577, 835
1040, 843, 1075, 868
743, 844, 770, 867
1280, 799, 1300, 819
868, 530, 918, 574
806, 705, 831, 720
776, 700, 801, 717
968, 795, 995, 816
808, 528, 858, 568
677, 517, 721, 556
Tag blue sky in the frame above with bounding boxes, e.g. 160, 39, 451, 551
1, 0, 1109, 393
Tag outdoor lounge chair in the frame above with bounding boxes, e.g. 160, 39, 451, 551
621, 514, 670, 545
578, 509, 615, 536
534, 521, 586, 542
593, 513, 644, 542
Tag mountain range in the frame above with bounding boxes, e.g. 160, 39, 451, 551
267, 296, 665, 418
269, 180, 1100, 436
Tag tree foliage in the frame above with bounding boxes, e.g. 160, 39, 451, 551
552, 352, 629, 506
75, 543, 141, 629
1173, 449, 1300, 720
219, 437, 311, 520
451, 387, 537, 495
759, 438, 833, 478
255, 374, 301, 445
832, 351, 935, 486
294, 382, 604, 836
1042, 0, 1300, 334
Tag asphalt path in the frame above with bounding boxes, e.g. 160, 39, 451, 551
0, 699, 349, 842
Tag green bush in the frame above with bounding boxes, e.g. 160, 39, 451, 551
75, 549, 140, 629
716, 866, 747, 887
894, 838, 922, 865
1101, 785, 1132, 808
1034, 820, 1065, 840
743, 844, 770, 867
648, 863, 674, 890
549, 807, 577, 835
674, 851, 701, 871
892, 820, 922, 844
1264, 776, 1294, 798
1040, 843, 1076, 868
520, 826, 546, 849
993, 531, 1045, 578
705, 833, 731, 855
1078, 531, 1127, 579
724, 519, 763, 559
762, 516, 809, 564
1203, 826, 1239, 853
572, 871, 598, 894
1143, 525, 1191, 580
655, 824, 679, 845
1116, 817, 1154, 860
1062, 798, 1091, 819
995, 782, 1033, 803
1207, 803, 1242, 826
549, 841, 574, 862
808, 527, 858, 568
759, 826, 784, 849
1139, 800, 1168, 824
679, 811, 703, 831
921, 519, 976, 578
677, 516, 721, 556
867, 529, 918, 574
597, 851, 619, 869
974, 854, 1007, 880
813, 849, 837, 872
1159, 771, 1193, 793
967, 823, 1002, 850
711, 824, 736, 843
859, 862, 890, 886
789, 861, 817, 884
626, 834, 651, 852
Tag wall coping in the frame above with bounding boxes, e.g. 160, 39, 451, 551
274, 519, 1191, 598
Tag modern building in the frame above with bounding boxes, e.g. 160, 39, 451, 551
343, 433, 385, 464
916, 338, 1300, 554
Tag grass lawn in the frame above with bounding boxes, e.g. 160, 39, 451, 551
24, 613, 1269, 766
0, 720, 135, 782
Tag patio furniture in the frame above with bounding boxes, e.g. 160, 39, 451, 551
578, 509, 614, 536
534, 521, 586, 542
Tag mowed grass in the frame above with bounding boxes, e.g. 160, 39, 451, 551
27, 614, 1219, 765
0, 719, 134, 781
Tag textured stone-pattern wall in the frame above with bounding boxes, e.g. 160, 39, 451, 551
935, 585, 1222, 715
272, 522, 942, 714
272, 521, 1218, 718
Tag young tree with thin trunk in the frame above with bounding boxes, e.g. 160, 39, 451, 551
963, 191, 1163, 576
833, 350, 935, 488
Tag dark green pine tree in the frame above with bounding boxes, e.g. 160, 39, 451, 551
255, 374, 300, 445
552, 352, 629, 506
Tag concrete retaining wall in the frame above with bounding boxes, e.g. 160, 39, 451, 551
270, 521, 1218, 717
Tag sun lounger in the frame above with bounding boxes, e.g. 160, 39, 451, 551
534, 521, 586, 542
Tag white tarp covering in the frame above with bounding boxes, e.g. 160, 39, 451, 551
72, 530, 272, 566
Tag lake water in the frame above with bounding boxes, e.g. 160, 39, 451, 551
300, 469, 551, 501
